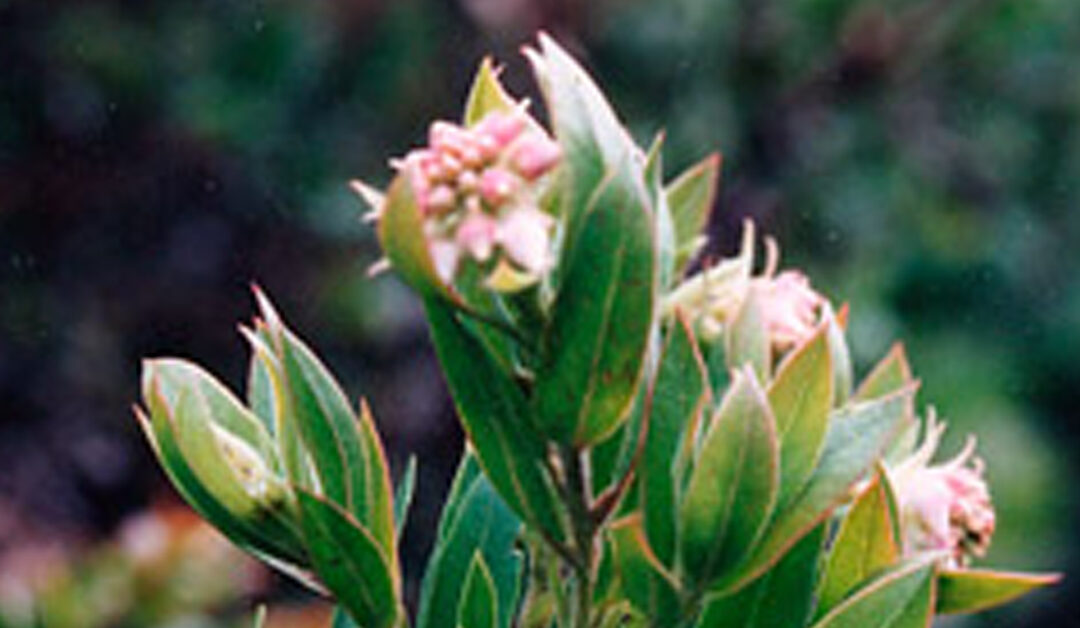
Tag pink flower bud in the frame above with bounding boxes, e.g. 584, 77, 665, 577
479, 168, 518, 206
455, 211, 498, 262
424, 185, 456, 215
475, 112, 525, 149
512, 137, 562, 180
753, 271, 825, 350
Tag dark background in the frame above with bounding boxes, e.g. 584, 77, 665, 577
1, 0, 1077, 626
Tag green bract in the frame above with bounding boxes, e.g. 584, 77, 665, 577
140, 33, 1059, 628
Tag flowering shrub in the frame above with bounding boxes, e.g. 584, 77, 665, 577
138, 34, 1059, 628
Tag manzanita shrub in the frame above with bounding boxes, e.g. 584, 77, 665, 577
138, 34, 1060, 628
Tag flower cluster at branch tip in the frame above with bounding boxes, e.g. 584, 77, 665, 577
664, 220, 827, 351
393, 109, 561, 290
889, 412, 996, 568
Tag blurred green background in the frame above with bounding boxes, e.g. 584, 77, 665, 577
0, 0, 1076, 626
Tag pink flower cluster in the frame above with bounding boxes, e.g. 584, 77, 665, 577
890, 417, 996, 568
394, 111, 561, 288
751, 270, 825, 351
665, 222, 827, 351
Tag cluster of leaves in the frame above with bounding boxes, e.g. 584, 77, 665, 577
139, 34, 1058, 628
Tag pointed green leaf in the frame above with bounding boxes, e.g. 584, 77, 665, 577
936, 569, 1061, 615
855, 344, 913, 402
824, 305, 853, 406
464, 57, 518, 126
713, 384, 917, 594
697, 523, 827, 628
295, 489, 401, 628
136, 397, 306, 568
524, 32, 641, 257
768, 325, 833, 511
424, 297, 567, 543
816, 470, 901, 617
645, 132, 677, 290
458, 554, 498, 628
856, 344, 918, 465
810, 558, 936, 628
640, 314, 710, 567
725, 288, 770, 383
666, 153, 720, 273
681, 368, 779, 585
277, 327, 396, 556
418, 452, 523, 628
377, 170, 457, 301
394, 455, 417, 541
141, 361, 305, 562
609, 515, 681, 620
534, 165, 657, 446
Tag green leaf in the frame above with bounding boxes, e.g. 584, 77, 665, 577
725, 287, 770, 383
458, 554, 499, 628
295, 489, 401, 628
534, 165, 657, 446
768, 325, 833, 511
702, 338, 731, 399
277, 327, 396, 556
524, 33, 641, 258
417, 452, 523, 628
609, 514, 681, 620
140, 361, 305, 562
816, 470, 901, 618
697, 523, 826, 628
810, 558, 936, 628
464, 57, 518, 126
145, 359, 281, 473
645, 132, 677, 290
713, 384, 917, 595
377, 170, 457, 301
855, 344, 918, 465
666, 153, 721, 273
824, 305, 853, 406
855, 343, 912, 402
423, 297, 567, 543
640, 314, 710, 567
936, 569, 1061, 615
680, 368, 779, 586
394, 455, 417, 540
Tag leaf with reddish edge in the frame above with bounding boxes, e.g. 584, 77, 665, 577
609, 514, 681, 621
696, 523, 827, 628
377, 170, 459, 303
936, 569, 1062, 615
294, 489, 402, 628
810, 557, 937, 628
680, 367, 779, 587
768, 324, 833, 512
666, 153, 721, 273
711, 383, 917, 596
423, 296, 567, 544
823, 304, 853, 407
816, 469, 901, 618
464, 57, 519, 126
640, 312, 711, 568
533, 165, 657, 446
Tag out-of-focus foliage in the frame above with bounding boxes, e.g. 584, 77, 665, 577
0, 0, 1076, 625
0, 504, 261, 628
